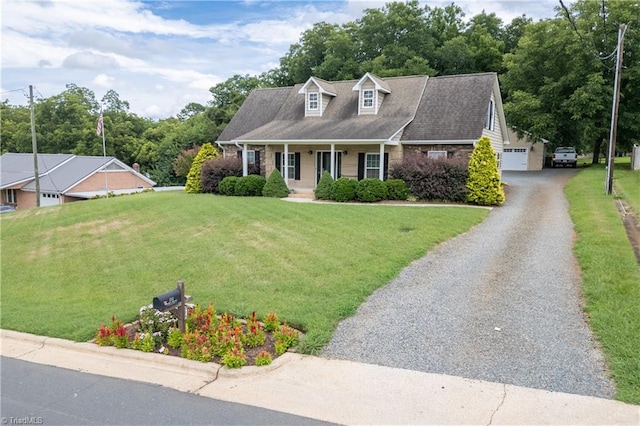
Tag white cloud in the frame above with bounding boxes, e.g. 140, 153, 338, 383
1, 0, 558, 119
93, 74, 115, 88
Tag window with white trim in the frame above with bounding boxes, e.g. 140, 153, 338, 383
362, 89, 374, 108
246, 150, 256, 164
427, 151, 447, 160
484, 99, 495, 131
308, 92, 318, 110
496, 152, 502, 169
5, 189, 17, 204
282, 153, 296, 179
365, 153, 380, 178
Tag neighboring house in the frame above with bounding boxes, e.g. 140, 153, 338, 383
216, 72, 508, 191
503, 127, 549, 171
0, 153, 155, 210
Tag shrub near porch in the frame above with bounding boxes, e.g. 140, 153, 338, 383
0, 191, 488, 353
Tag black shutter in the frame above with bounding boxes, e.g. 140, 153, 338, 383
294, 152, 301, 180
358, 153, 365, 180
237, 150, 242, 158
383, 153, 389, 180
275, 152, 281, 172
254, 151, 261, 175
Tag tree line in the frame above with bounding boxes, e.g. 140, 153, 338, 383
1, 0, 638, 185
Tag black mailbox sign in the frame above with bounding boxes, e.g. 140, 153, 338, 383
153, 288, 181, 310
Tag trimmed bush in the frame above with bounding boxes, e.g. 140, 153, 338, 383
390, 156, 468, 202
356, 178, 388, 202
385, 179, 410, 201
219, 176, 240, 196
314, 170, 334, 200
262, 169, 289, 198
235, 175, 266, 196
466, 136, 505, 206
201, 157, 260, 194
186, 143, 219, 193
330, 178, 357, 202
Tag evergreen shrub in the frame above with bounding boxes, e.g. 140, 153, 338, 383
262, 169, 289, 198
219, 176, 240, 196
385, 179, 410, 201
390, 156, 468, 202
356, 178, 388, 202
186, 143, 219, 193
314, 171, 334, 200
235, 175, 266, 196
330, 178, 357, 202
466, 137, 505, 205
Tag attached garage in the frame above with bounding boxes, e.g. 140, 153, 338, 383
504, 128, 547, 171
503, 148, 528, 171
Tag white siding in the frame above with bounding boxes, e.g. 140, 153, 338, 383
377, 92, 385, 111
482, 94, 503, 156
321, 93, 331, 115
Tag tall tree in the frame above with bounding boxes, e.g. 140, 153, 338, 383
0, 102, 32, 153
502, 0, 639, 161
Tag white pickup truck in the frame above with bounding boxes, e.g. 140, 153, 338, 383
552, 147, 578, 168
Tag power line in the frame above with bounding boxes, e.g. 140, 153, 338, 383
0, 87, 28, 96
558, 0, 618, 62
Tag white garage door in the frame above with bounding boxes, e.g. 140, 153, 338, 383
503, 148, 528, 171
40, 193, 61, 207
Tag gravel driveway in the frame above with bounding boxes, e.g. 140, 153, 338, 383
321, 169, 615, 398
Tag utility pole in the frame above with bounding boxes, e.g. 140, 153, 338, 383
605, 24, 626, 195
29, 85, 41, 207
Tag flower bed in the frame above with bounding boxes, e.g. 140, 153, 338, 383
94, 303, 300, 368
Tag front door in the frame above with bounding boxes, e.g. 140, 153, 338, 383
316, 151, 342, 183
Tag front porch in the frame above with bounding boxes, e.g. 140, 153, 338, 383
230, 142, 402, 191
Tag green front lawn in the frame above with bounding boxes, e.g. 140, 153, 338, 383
565, 163, 640, 404
0, 192, 488, 353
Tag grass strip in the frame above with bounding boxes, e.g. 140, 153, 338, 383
565, 164, 640, 404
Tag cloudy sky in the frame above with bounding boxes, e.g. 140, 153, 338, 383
1, 0, 560, 120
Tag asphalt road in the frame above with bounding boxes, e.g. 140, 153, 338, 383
0, 357, 333, 426
322, 169, 615, 398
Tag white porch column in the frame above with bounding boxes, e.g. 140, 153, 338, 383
330, 143, 335, 179
242, 144, 248, 176
283, 144, 289, 183
379, 143, 385, 181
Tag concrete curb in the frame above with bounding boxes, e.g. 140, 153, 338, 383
2, 329, 639, 425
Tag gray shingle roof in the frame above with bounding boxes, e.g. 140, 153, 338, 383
1, 153, 155, 193
217, 72, 498, 144
0, 153, 73, 189
218, 75, 427, 142
23, 156, 113, 192
401, 72, 497, 141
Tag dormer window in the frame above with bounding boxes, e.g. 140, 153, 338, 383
362, 90, 374, 108
299, 77, 336, 117
308, 92, 319, 110
352, 73, 391, 116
